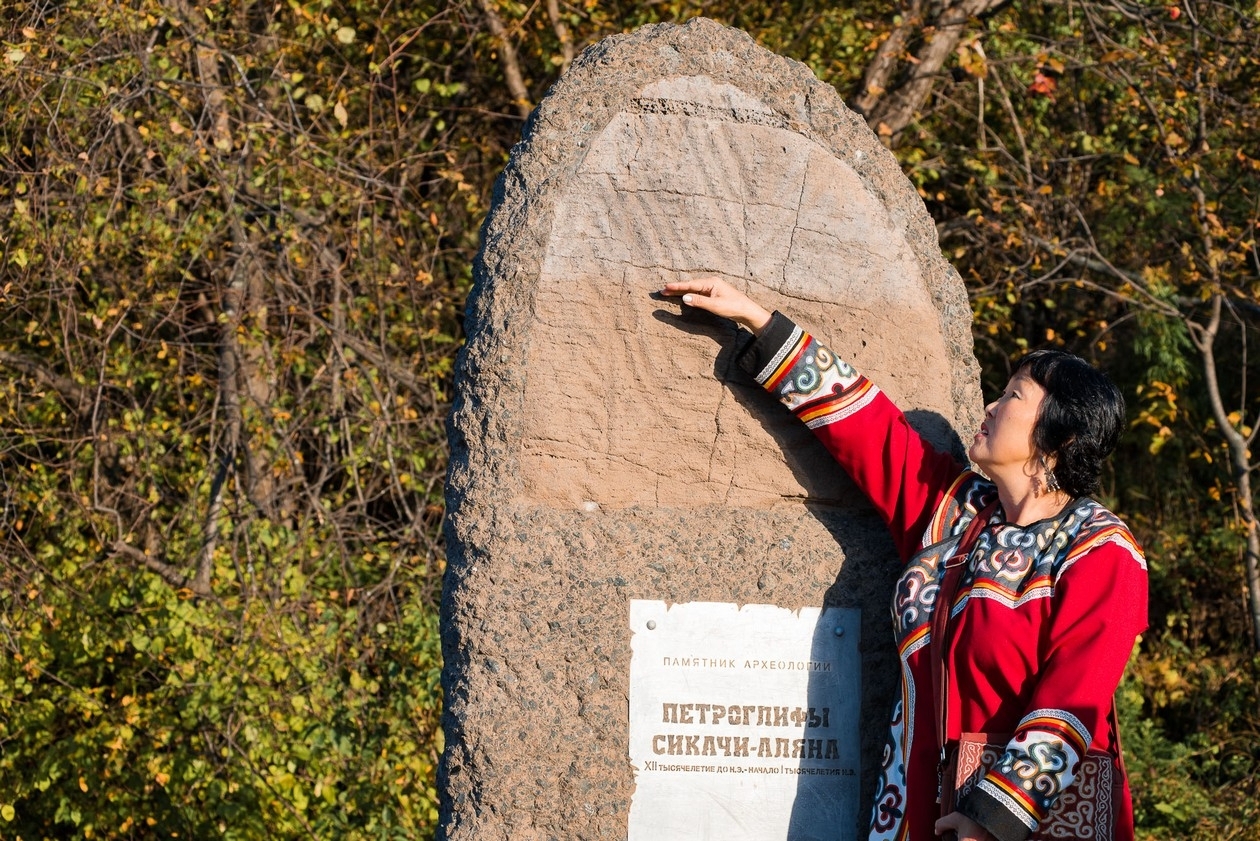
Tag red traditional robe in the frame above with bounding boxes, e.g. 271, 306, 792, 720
738, 314, 1148, 841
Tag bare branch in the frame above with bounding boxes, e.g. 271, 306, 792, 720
852, 1, 925, 118
0, 351, 93, 416
1022, 234, 1184, 319
546, 0, 576, 74
860, 0, 1012, 143
988, 62, 1032, 188
479, 0, 533, 118
307, 312, 438, 409
112, 539, 212, 596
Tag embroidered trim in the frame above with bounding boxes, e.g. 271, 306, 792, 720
1059, 529, 1147, 577
1019, 709, 1091, 752
755, 324, 804, 385
925, 472, 988, 546
802, 382, 881, 428
975, 778, 1042, 831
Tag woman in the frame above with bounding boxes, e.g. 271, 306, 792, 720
658, 279, 1147, 841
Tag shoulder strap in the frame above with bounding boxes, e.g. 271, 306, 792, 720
929, 500, 997, 757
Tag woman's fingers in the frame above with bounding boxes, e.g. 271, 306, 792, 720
656, 279, 735, 317
660, 278, 727, 291
656, 279, 771, 334
934, 812, 991, 841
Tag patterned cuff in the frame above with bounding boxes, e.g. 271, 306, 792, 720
958, 714, 1091, 841
734, 312, 873, 425
958, 786, 1033, 841
735, 311, 801, 383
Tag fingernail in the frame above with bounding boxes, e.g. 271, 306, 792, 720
682, 294, 693, 304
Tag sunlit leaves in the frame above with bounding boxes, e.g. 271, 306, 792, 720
1, 0, 458, 836
903, 3, 1260, 830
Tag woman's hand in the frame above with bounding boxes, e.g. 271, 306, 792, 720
658, 278, 772, 336
934, 811, 994, 841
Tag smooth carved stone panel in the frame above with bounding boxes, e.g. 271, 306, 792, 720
522, 76, 954, 509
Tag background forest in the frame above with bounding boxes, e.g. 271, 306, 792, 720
2, 0, 1258, 838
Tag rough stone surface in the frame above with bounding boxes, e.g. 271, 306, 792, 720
441, 18, 982, 841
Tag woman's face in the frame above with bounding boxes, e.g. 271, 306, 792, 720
968, 370, 1047, 482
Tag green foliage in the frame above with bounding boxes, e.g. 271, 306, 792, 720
0, 551, 442, 838
0, 0, 464, 836
1124, 645, 1260, 839
1132, 308, 1193, 391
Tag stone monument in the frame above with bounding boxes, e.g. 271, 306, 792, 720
442, 17, 982, 841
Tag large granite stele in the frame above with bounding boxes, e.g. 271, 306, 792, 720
441, 17, 982, 841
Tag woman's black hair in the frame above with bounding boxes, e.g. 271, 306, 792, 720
1014, 349, 1125, 498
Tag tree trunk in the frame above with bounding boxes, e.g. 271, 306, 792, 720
1190, 295, 1260, 650
479, 0, 533, 118
853, 0, 1010, 144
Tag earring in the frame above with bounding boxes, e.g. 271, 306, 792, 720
1040, 455, 1062, 494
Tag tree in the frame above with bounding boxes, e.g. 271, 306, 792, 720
925, 0, 1260, 651
0, 0, 480, 833
852, 0, 1011, 142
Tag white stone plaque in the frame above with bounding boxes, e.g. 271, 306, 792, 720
628, 600, 861, 841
